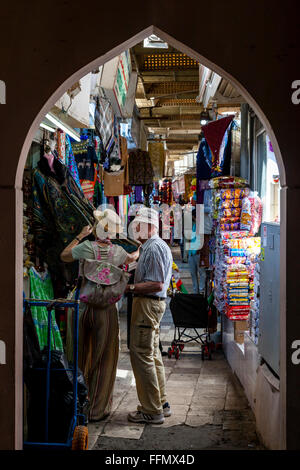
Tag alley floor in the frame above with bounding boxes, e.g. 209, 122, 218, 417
88, 247, 263, 450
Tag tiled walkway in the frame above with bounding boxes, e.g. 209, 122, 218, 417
89, 247, 262, 450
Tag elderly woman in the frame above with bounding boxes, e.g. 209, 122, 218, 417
61, 209, 140, 421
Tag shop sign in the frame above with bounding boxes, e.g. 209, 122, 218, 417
113, 50, 132, 113
0, 80, 6, 104
0, 340, 6, 364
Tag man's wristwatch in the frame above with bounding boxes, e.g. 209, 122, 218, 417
129, 285, 135, 292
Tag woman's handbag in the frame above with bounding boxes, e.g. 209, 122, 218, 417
79, 242, 130, 308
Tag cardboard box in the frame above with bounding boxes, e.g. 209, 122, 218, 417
234, 320, 248, 344
234, 320, 248, 331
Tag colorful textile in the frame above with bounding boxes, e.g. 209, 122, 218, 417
128, 149, 154, 185
32, 156, 95, 283
56, 130, 66, 162
65, 135, 82, 190
148, 142, 165, 182
94, 97, 114, 150
72, 140, 98, 181
29, 267, 63, 351
202, 116, 233, 174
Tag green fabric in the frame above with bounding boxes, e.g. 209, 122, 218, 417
29, 267, 63, 351
179, 283, 189, 294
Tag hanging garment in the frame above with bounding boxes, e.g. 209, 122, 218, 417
32, 156, 95, 285
65, 135, 82, 190
72, 140, 98, 181
80, 165, 98, 202
128, 149, 154, 185
196, 138, 213, 180
29, 267, 63, 351
120, 136, 129, 166
56, 130, 66, 163
109, 116, 121, 166
202, 116, 233, 175
93, 180, 103, 208
148, 142, 165, 182
221, 121, 234, 176
94, 96, 114, 150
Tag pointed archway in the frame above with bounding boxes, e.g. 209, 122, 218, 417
3, 25, 288, 450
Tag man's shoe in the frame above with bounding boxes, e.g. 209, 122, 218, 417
163, 402, 172, 417
128, 410, 165, 424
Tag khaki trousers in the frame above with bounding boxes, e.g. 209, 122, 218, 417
130, 296, 167, 415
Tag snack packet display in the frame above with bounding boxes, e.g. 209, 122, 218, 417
221, 198, 243, 209
240, 193, 263, 235
209, 176, 248, 189
220, 188, 250, 200
220, 222, 240, 231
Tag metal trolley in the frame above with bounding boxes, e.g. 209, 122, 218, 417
23, 285, 89, 450
167, 293, 214, 360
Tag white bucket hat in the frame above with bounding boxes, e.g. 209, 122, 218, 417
133, 207, 159, 230
93, 209, 123, 238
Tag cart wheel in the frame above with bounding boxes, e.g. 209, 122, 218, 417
72, 425, 89, 450
167, 347, 172, 359
175, 347, 180, 360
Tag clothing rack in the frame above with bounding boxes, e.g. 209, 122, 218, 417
23, 285, 86, 449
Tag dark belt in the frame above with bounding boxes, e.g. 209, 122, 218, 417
134, 295, 166, 301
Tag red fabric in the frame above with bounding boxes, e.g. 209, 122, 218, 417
202, 116, 233, 159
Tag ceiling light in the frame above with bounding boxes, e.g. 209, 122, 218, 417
220, 111, 236, 116
200, 109, 211, 126
45, 112, 81, 142
40, 122, 55, 133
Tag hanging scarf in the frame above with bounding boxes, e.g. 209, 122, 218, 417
65, 135, 82, 190
202, 116, 234, 175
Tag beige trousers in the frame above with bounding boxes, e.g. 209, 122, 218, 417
130, 296, 167, 415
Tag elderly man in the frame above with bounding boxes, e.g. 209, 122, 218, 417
126, 207, 173, 424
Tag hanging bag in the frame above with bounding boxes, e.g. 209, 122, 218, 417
103, 168, 125, 196
79, 242, 130, 308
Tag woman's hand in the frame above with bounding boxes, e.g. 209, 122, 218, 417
79, 225, 93, 240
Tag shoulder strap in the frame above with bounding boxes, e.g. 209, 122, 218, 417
91, 241, 102, 260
